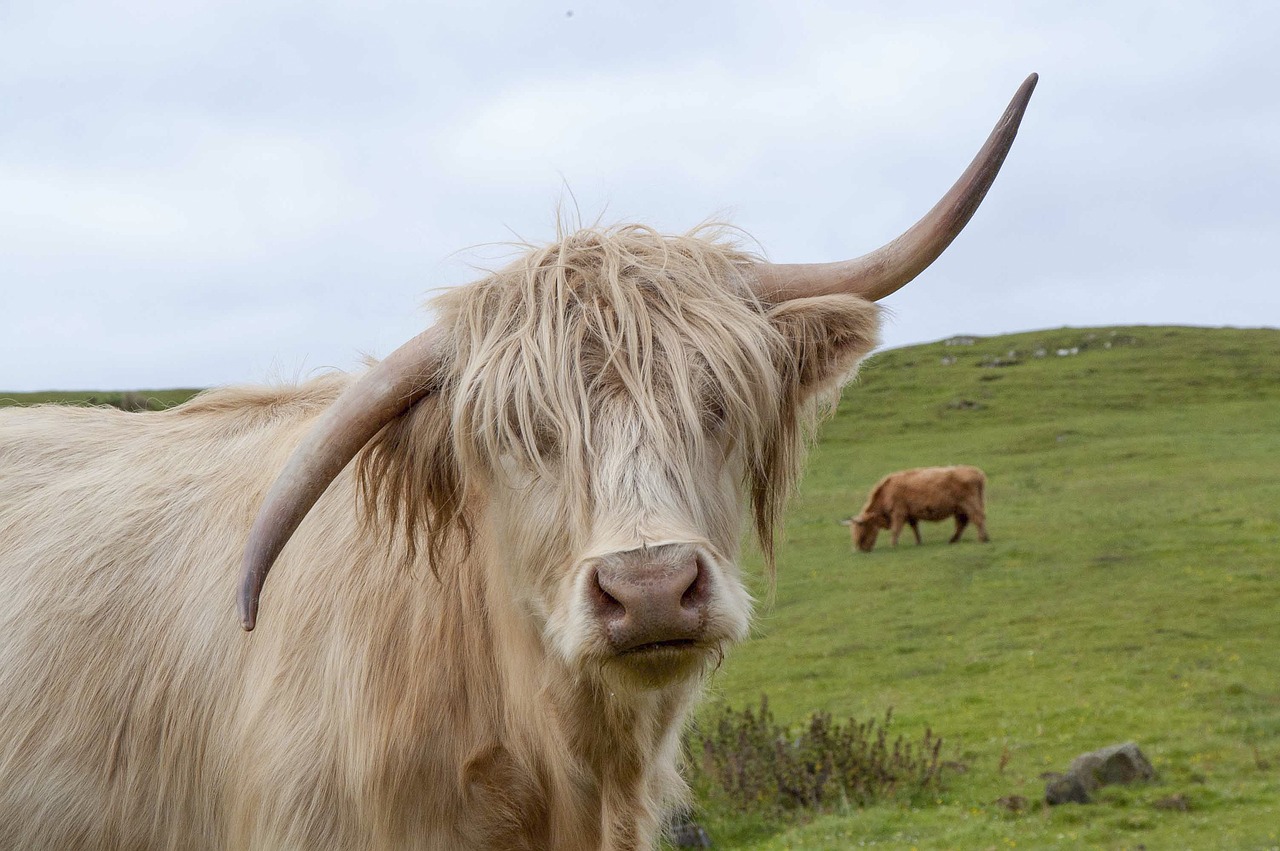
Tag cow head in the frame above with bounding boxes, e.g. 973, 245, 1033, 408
237, 75, 1037, 694
847, 513, 888, 552
383, 227, 885, 690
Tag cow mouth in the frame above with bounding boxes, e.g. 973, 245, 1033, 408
602, 637, 715, 688
620, 638, 699, 655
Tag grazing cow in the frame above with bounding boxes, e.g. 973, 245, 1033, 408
846, 465, 991, 552
0, 76, 1035, 850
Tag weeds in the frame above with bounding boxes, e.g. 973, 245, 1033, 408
688, 696, 944, 815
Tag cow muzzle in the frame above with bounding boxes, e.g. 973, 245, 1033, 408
587, 543, 710, 656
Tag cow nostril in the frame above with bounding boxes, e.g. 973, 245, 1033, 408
679, 556, 709, 610
591, 568, 625, 620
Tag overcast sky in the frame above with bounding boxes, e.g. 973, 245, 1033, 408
2, 1, 1276, 392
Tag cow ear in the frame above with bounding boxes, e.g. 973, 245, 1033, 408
766, 294, 881, 399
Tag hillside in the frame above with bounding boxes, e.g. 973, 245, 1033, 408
698, 325, 1280, 849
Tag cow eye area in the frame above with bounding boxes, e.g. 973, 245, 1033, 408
530, 420, 561, 459
491, 408, 564, 465
696, 384, 732, 432
701, 398, 726, 429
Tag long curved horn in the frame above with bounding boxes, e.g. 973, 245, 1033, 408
753, 73, 1038, 303
238, 328, 447, 630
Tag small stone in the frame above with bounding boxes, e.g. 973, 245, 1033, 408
1154, 793, 1190, 811
994, 794, 1028, 813
666, 806, 713, 848
1045, 772, 1092, 805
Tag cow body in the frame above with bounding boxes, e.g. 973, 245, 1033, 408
848, 465, 990, 552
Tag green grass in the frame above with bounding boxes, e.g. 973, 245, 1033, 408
8, 326, 1279, 849
695, 326, 1280, 850
0, 388, 201, 409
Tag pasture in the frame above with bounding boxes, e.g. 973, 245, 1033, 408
691, 325, 1280, 849
0, 388, 200, 410
5, 324, 1277, 849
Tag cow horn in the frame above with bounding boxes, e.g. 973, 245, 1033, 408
238, 328, 446, 630
752, 73, 1038, 303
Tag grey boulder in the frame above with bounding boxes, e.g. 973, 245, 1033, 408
1044, 742, 1155, 805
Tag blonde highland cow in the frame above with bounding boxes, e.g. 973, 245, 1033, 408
0, 76, 1035, 850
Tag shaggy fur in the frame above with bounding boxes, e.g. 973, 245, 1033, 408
0, 224, 880, 850
848, 464, 990, 552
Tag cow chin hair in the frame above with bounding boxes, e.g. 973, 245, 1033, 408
583, 641, 727, 696
357, 223, 881, 582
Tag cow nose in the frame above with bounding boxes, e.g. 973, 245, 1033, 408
589, 545, 709, 653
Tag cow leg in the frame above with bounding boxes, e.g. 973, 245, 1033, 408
974, 511, 990, 543
890, 515, 905, 546
949, 513, 969, 543
908, 519, 923, 545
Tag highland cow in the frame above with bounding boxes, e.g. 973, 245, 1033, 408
847, 465, 991, 552
0, 76, 1035, 850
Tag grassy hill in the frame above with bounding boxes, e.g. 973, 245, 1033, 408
693, 325, 1280, 849
6, 325, 1278, 849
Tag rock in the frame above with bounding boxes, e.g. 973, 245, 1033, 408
1044, 742, 1155, 805
1154, 793, 1190, 811
994, 794, 1028, 813
668, 820, 712, 848
666, 807, 712, 848
1044, 772, 1093, 805
1068, 742, 1156, 787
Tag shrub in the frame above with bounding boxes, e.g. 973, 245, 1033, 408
688, 696, 944, 814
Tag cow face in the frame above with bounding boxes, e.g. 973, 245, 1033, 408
482, 392, 753, 690
434, 229, 881, 692
850, 513, 886, 552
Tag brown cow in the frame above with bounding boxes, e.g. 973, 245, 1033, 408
0, 77, 1034, 850
846, 465, 990, 552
